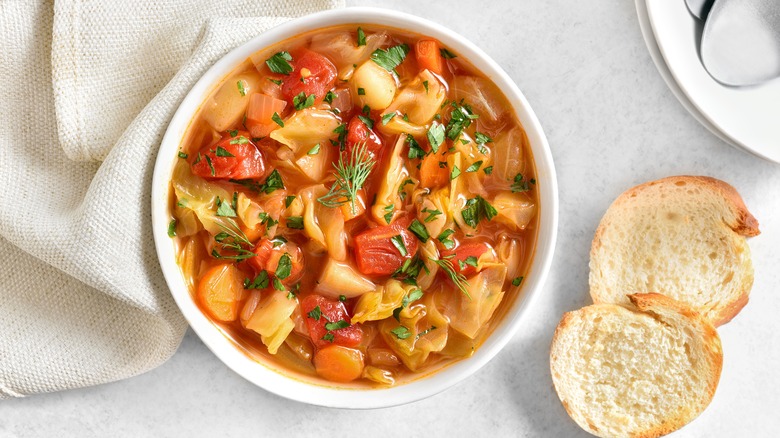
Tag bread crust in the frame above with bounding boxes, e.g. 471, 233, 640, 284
590, 176, 759, 326
550, 294, 723, 438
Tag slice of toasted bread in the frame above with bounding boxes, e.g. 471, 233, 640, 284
550, 293, 723, 438
589, 176, 759, 326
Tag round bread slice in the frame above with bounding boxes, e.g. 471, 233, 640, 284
589, 176, 759, 326
550, 293, 723, 438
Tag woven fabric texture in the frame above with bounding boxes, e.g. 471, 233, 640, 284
0, 0, 343, 399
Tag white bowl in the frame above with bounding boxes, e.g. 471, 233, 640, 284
151, 6, 558, 409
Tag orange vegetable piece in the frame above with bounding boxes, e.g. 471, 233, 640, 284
313, 345, 365, 383
197, 264, 245, 322
246, 93, 287, 138
419, 143, 448, 189
415, 39, 444, 75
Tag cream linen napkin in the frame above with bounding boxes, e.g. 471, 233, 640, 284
0, 0, 344, 399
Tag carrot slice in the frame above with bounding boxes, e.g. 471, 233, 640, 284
419, 143, 448, 189
246, 93, 287, 138
197, 264, 245, 322
415, 40, 443, 75
313, 345, 365, 383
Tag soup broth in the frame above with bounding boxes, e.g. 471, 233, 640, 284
169, 24, 539, 387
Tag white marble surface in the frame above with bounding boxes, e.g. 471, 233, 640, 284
2, 0, 779, 436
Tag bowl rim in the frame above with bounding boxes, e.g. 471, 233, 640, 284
151, 6, 558, 409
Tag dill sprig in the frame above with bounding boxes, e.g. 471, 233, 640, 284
430, 256, 471, 299
211, 218, 256, 261
317, 142, 374, 213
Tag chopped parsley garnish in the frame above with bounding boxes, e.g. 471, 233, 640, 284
511, 173, 530, 192
307, 305, 322, 320
393, 289, 423, 321
461, 196, 497, 228
261, 170, 285, 194
459, 256, 479, 270
358, 114, 373, 129
391, 255, 428, 285
450, 165, 461, 180
406, 134, 426, 159
271, 112, 284, 127
267, 78, 282, 85
257, 212, 278, 230
324, 90, 335, 104
440, 48, 457, 59
215, 196, 237, 217
237, 80, 247, 96
210, 219, 256, 261
285, 195, 296, 208
339, 295, 347, 302
407, 219, 429, 242
362, 105, 371, 116
427, 123, 445, 152
465, 160, 483, 172
273, 277, 285, 291
229, 136, 249, 145
423, 80, 429, 94
437, 229, 456, 250
167, 219, 177, 237
390, 235, 408, 256
475, 132, 493, 151
293, 92, 316, 110
371, 44, 410, 72
244, 271, 269, 289
325, 320, 350, 331
307, 143, 320, 155
332, 123, 347, 150
383, 204, 394, 224
215, 146, 235, 157
422, 207, 442, 223
398, 178, 414, 201
265, 51, 293, 75
512, 276, 524, 287
270, 236, 287, 247
483, 166, 494, 175
177, 151, 188, 159
357, 27, 366, 46
275, 253, 292, 280
390, 326, 411, 340
382, 112, 396, 125
286, 216, 304, 229
357, 87, 366, 95
446, 102, 478, 140
317, 142, 374, 213
228, 129, 239, 137
204, 155, 215, 176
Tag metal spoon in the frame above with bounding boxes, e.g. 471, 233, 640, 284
685, 0, 715, 20
701, 0, 780, 86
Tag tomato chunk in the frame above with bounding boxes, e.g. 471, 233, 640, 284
441, 241, 492, 277
354, 218, 419, 276
281, 49, 337, 107
346, 115, 383, 159
301, 295, 363, 349
415, 39, 444, 75
247, 239, 305, 286
191, 131, 268, 180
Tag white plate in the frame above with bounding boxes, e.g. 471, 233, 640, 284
645, 0, 780, 164
635, 0, 737, 147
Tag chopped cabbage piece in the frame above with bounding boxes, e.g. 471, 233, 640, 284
380, 295, 449, 371
317, 258, 376, 300
438, 265, 507, 339
270, 109, 340, 157
383, 69, 446, 125
245, 290, 297, 355
352, 279, 415, 324
492, 191, 535, 231
299, 184, 347, 261
371, 136, 410, 223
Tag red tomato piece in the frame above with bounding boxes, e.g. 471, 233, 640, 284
441, 241, 492, 277
354, 218, 419, 276
345, 115, 383, 159
247, 239, 305, 286
281, 49, 337, 107
191, 131, 268, 180
301, 295, 363, 349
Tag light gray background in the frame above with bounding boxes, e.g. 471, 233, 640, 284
3, 1, 779, 436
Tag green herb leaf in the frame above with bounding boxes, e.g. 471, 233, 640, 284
450, 165, 461, 180
461, 196, 497, 228
275, 253, 292, 280
357, 27, 366, 46
511, 173, 530, 192
229, 137, 249, 145
332, 123, 347, 151
285, 195, 296, 208
437, 229, 456, 250
216, 196, 237, 217
307, 143, 321, 155
286, 216, 304, 229
390, 326, 412, 340
475, 132, 492, 147
293, 92, 316, 110
260, 170, 285, 194
204, 155, 215, 176
268, 78, 282, 85
177, 151, 188, 159
357, 87, 366, 96
407, 219, 430, 242
324, 91, 336, 105
460, 255, 479, 269
427, 123, 445, 152
215, 146, 235, 157
339, 294, 347, 302
423, 80, 429, 94
273, 277, 285, 291
422, 207, 442, 223
266, 51, 293, 75
167, 219, 177, 237
431, 257, 470, 298
440, 48, 457, 59
325, 320, 350, 331
307, 305, 322, 320
381, 112, 396, 125
237, 80, 246, 96
483, 166, 493, 175
465, 160, 483, 173
245, 271, 269, 289
446, 102, 478, 140
406, 134, 426, 159
390, 235, 408, 256
358, 114, 373, 129
322, 333, 335, 342
383, 204, 394, 224
271, 112, 284, 127
512, 276, 524, 287
371, 44, 410, 71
